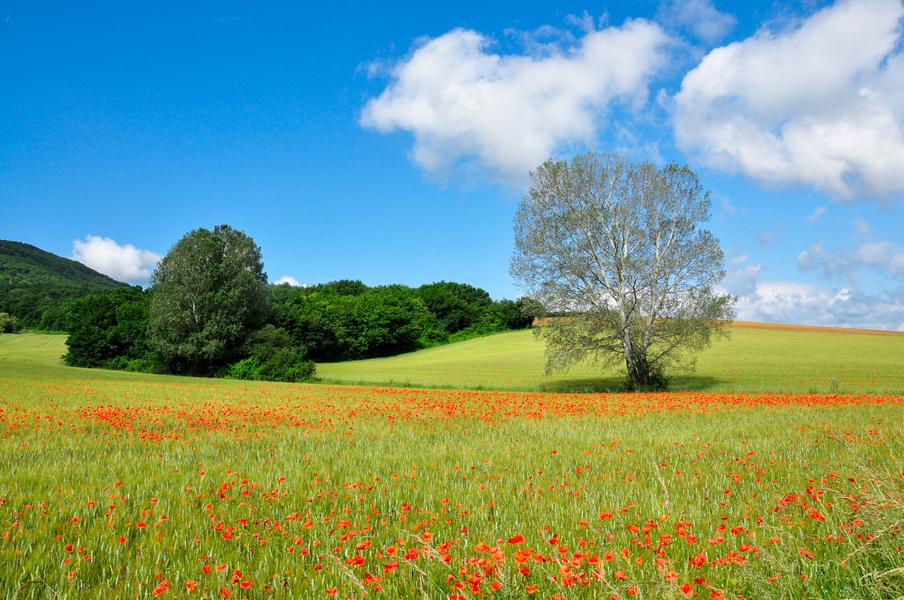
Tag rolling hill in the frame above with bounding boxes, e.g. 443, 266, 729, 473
317, 322, 904, 394
0, 240, 128, 330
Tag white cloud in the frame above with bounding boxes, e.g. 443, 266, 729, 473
728, 246, 904, 330
274, 275, 302, 286
799, 238, 904, 281
798, 241, 854, 282
361, 18, 671, 183
674, 0, 904, 198
71, 235, 160, 283
658, 0, 737, 44
722, 255, 762, 297
855, 241, 901, 271
720, 251, 904, 330
736, 280, 904, 331
805, 205, 826, 223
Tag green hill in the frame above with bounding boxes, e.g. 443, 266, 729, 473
317, 322, 904, 394
0, 240, 128, 330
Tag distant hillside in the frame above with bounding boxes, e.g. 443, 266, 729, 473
0, 240, 128, 330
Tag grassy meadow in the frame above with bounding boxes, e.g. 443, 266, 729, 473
317, 323, 904, 394
0, 332, 902, 599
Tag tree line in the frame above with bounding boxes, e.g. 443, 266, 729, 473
63, 225, 537, 382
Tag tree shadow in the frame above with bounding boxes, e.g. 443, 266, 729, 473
538, 374, 727, 394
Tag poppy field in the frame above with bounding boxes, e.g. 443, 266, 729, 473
0, 337, 902, 599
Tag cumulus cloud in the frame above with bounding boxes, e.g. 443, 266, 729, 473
361, 18, 671, 183
720, 253, 904, 330
674, 0, 904, 198
658, 0, 737, 44
736, 280, 904, 331
71, 235, 160, 283
799, 238, 904, 282
274, 275, 302, 286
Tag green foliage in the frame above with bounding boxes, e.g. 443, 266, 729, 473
63, 287, 153, 368
343, 285, 435, 358
272, 280, 534, 362
0, 312, 21, 333
273, 283, 437, 361
274, 290, 343, 361
0, 240, 127, 330
318, 279, 368, 296
415, 281, 492, 334
148, 225, 270, 375
226, 326, 315, 382
244, 325, 295, 361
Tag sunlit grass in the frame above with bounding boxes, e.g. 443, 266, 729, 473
0, 333, 901, 598
317, 326, 904, 394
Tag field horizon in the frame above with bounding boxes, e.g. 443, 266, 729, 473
4, 319, 904, 395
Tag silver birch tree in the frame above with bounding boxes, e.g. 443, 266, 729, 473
511, 152, 735, 389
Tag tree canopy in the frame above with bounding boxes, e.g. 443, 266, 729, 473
148, 225, 271, 375
64, 287, 151, 369
512, 152, 734, 389
415, 281, 492, 334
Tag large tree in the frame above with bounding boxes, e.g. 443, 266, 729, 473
511, 152, 734, 389
148, 225, 270, 375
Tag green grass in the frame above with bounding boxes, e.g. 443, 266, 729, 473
316, 326, 904, 393
0, 332, 902, 598
5, 325, 904, 395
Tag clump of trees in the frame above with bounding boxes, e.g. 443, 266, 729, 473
65, 225, 315, 382
512, 152, 734, 390
64, 288, 152, 369
63, 225, 535, 380
0, 312, 21, 333
272, 280, 537, 362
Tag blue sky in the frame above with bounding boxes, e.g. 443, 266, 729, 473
2, 0, 903, 329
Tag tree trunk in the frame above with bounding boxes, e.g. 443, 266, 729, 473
626, 352, 652, 390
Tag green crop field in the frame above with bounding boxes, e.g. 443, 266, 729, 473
317, 324, 904, 394
0, 332, 902, 599
5, 324, 904, 394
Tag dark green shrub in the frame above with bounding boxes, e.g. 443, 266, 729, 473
225, 350, 315, 383
226, 326, 316, 382
0, 312, 21, 333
